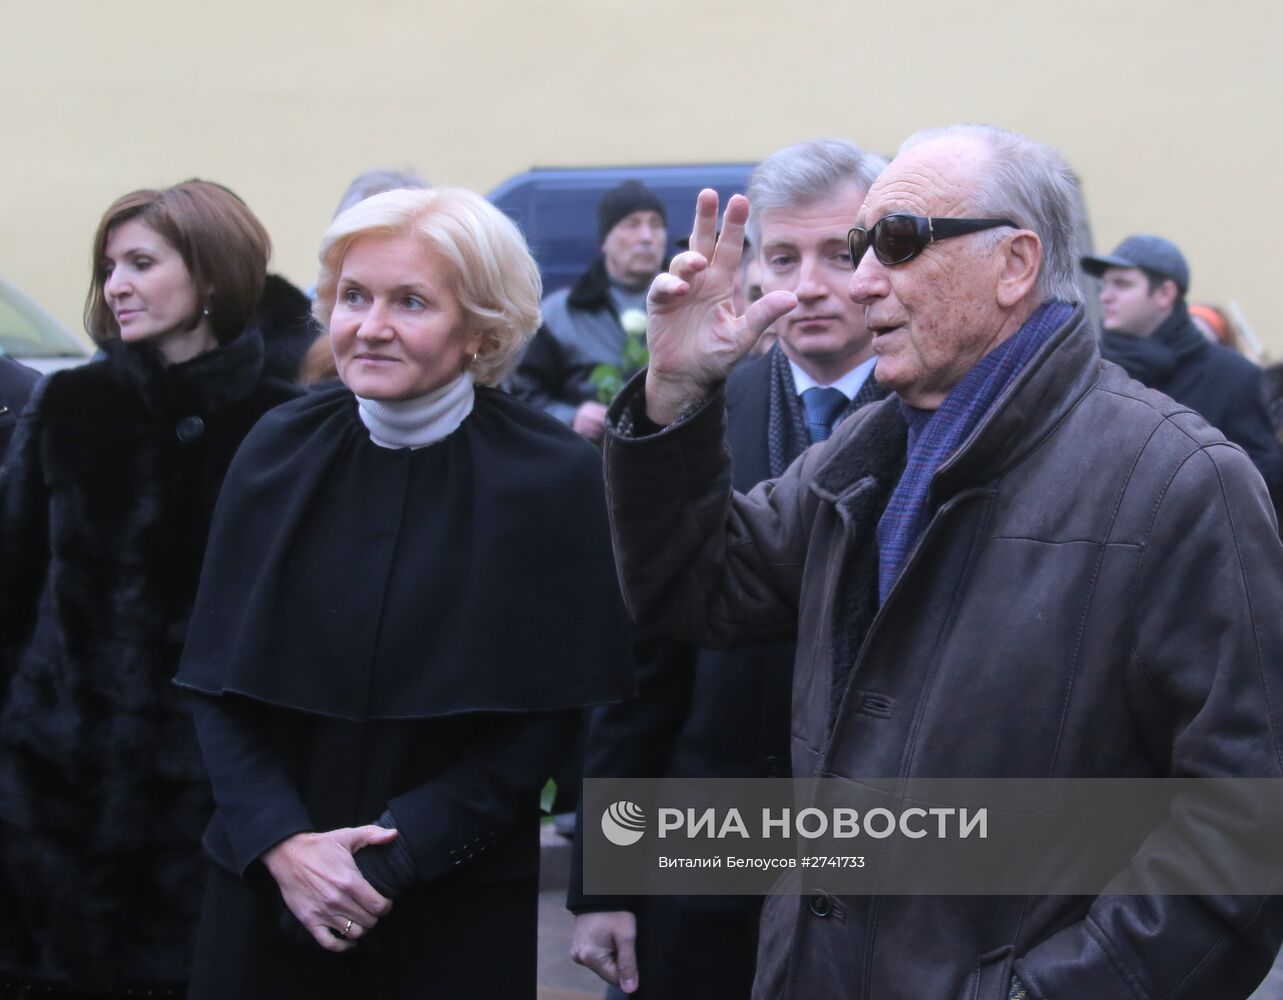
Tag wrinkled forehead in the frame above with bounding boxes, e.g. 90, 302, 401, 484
856, 138, 989, 227
609, 209, 666, 234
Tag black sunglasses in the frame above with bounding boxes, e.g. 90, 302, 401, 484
847, 214, 1018, 266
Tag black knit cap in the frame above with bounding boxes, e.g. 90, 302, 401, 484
598, 180, 666, 243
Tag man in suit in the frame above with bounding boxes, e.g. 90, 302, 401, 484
569, 138, 887, 999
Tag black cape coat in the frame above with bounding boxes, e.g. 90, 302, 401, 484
175, 385, 634, 998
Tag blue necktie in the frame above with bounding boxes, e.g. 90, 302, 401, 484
801, 386, 848, 443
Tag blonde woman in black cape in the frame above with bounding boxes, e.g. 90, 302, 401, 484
177, 188, 633, 997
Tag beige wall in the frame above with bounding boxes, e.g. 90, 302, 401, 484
3, 1, 1280, 354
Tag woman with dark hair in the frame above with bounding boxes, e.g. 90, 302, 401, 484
0, 179, 312, 997
175, 186, 632, 997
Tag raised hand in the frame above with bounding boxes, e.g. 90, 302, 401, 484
643, 189, 797, 424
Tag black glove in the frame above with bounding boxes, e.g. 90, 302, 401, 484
353, 809, 419, 898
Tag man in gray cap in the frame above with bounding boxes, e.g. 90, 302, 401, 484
1083, 235, 1279, 488
511, 180, 668, 442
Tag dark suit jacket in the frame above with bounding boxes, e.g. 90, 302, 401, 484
568, 354, 799, 999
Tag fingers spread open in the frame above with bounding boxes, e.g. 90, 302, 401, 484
688, 189, 720, 261
709, 194, 750, 277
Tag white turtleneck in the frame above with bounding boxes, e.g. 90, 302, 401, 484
356, 371, 476, 450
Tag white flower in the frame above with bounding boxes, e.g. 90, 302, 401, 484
620, 308, 647, 337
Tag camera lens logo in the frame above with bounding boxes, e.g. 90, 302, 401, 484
601, 801, 646, 846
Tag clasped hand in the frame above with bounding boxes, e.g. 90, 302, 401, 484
643, 189, 798, 425
263, 825, 397, 953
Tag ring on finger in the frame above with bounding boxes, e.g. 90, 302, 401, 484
339, 917, 354, 938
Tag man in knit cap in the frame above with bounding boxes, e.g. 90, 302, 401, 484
512, 180, 668, 441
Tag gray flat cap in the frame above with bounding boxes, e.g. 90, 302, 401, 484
1081, 234, 1189, 293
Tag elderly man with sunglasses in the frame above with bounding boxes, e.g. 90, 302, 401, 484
598, 123, 1283, 999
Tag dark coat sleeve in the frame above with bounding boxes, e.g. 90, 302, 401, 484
603, 377, 817, 648
192, 693, 579, 889
189, 694, 315, 877
386, 709, 579, 882
567, 637, 697, 913
1219, 366, 1281, 493
569, 359, 787, 913
508, 325, 579, 425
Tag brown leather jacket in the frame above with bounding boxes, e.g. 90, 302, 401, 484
604, 307, 1283, 1000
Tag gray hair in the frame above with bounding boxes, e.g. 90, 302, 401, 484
746, 138, 887, 249
900, 125, 1083, 303
333, 168, 429, 219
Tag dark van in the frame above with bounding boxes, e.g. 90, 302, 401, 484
488, 164, 755, 296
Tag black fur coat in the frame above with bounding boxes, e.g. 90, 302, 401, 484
0, 277, 310, 990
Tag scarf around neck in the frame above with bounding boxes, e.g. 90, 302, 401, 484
1099, 301, 1206, 387
875, 301, 1075, 604
356, 371, 475, 449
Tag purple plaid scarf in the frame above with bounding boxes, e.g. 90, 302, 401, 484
876, 302, 1074, 604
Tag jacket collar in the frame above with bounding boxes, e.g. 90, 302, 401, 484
810, 304, 1097, 504
1099, 301, 1206, 387
255, 273, 320, 382
567, 255, 668, 313
105, 325, 266, 417
1151, 301, 1207, 360
810, 396, 907, 509
930, 303, 1096, 501
567, 256, 617, 313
